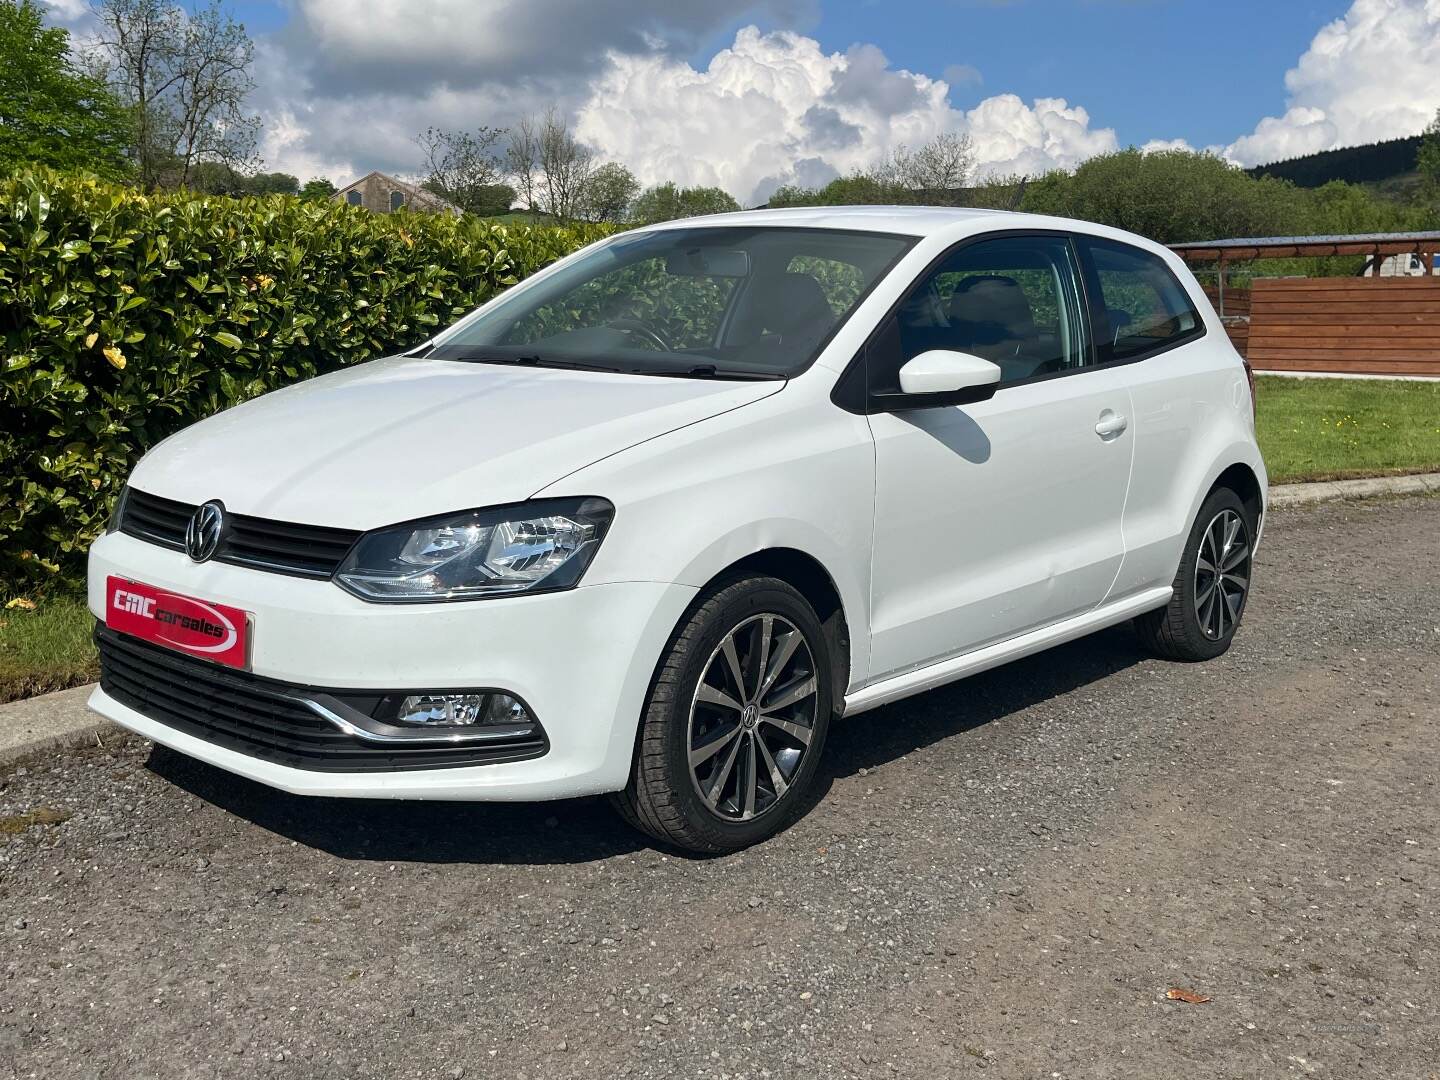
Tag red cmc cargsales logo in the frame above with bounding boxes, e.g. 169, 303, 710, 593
106, 576, 250, 669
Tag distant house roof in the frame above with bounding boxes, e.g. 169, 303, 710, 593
333, 171, 462, 216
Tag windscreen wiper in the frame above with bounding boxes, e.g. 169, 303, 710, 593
663, 364, 784, 381
455, 354, 625, 374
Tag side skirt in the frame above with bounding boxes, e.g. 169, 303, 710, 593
841, 586, 1173, 717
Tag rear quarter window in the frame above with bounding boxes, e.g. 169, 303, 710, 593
1082, 238, 1203, 362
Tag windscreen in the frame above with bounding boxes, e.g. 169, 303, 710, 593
428, 226, 915, 380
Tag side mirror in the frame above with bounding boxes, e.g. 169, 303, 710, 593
871, 350, 1002, 412
899, 350, 1002, 395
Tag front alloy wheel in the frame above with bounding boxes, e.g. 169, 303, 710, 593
614, 575, 833, 853
688, 613, 818, 821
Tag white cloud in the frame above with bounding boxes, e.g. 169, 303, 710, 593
1139, 137, 1196, 154
963, 94, 1116, 179
1225, 0, 1440, 165
575, 27, 1116, 203
42, 0, 88, 22
253, 0, 812, 183
244, 0, 1440, 194
942, 63, 983, 89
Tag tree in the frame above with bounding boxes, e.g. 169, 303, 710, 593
300, 177, 337, 202
767, 132, 976, 208
88, 0, 260, 190
1419, 108, 1440, 200
630, 182, 740, 224
247, 171, 298, 195
181, 162, 297, 195
416, 124, 512, 215
581, 161, 639, 223
506, 109, 595, 220
874, 131, 975, 196
420, 178, 513, 216
1020, 149, 1306, 245
0, 0, 131, 178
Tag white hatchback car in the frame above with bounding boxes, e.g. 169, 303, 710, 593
88, 207, 1265, 852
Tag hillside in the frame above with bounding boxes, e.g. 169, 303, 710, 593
1248, 135, 1422, 189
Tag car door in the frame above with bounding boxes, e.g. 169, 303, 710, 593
1072, 236, 1218, 602
861, 232, 1135, 680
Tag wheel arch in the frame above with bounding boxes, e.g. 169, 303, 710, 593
692, 547, 852, 710
1211, 461, 1264, 531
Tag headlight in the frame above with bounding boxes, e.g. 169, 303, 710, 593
334, 497, 614, 603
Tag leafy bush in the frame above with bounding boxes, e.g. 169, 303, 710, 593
0, 169, 611, 586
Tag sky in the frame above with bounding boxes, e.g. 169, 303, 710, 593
43, 0, 1440, 205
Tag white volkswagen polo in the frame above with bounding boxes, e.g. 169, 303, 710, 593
87, 207, 1265, 852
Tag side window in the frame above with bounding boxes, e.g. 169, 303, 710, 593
345, 190, 362, 207
389, 190, 406, 211
1082, 239, 1201, 361
873, 234, 1090, 392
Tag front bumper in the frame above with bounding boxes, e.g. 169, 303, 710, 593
87, 531, 698, 800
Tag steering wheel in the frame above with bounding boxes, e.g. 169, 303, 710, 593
607, 317, 672, 353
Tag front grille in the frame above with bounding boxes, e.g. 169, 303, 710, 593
97, 626, 549, 773
119, 488, 362, 580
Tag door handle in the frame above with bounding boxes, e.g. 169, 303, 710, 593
1094, 412, 1128, 438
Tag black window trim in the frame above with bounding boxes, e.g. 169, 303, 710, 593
1076, 234, 1208, 368
832, 227, 1208, 415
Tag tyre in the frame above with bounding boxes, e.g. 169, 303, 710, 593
1134, 486, 1255, 661
613, 575, 833, 854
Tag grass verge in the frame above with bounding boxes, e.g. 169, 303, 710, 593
0, 594, 97, 705
1255, 376, 1440, 484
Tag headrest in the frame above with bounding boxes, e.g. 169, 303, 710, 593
750, 272, 833, 337
948, 275, 1036, 336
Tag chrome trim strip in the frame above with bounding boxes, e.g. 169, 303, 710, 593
300, 693, 538, 746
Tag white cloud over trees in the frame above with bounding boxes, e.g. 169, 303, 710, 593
53, 0, 1436, 196
1223, 0, 1440, 165
575, 28, 1118, 205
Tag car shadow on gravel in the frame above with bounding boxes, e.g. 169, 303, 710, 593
819, 624, 1146, 782
146, 749, 649, 865
144, 625, 1146, 865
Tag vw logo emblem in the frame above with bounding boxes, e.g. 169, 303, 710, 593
185, 500, 226, 563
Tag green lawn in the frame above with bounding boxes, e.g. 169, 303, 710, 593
0, 374, 1434, 704
0, 594, 97, 704
1254, 375, 1440, 484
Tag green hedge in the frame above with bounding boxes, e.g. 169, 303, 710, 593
0, 170, 611, 587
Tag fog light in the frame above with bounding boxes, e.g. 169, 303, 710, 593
396, 692, 531, 727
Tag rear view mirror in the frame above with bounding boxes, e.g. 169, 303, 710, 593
665, 248, 751, 278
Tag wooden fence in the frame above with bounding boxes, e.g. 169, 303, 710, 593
1198, 278, 1440, 377
1244, 278, 1440, 377
1202, 284, 1252, 356
1201, 284, 1251, 318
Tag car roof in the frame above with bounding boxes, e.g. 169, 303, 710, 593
640, 205, 1033, 238
636, 205, 1182, 264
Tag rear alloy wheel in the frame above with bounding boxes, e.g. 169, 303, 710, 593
614, 576, 832, 853
1193, 508, 1251, 642
1135, 486, 1254, 661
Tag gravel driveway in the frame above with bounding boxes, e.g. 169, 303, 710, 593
2, 495, 1437, 1080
